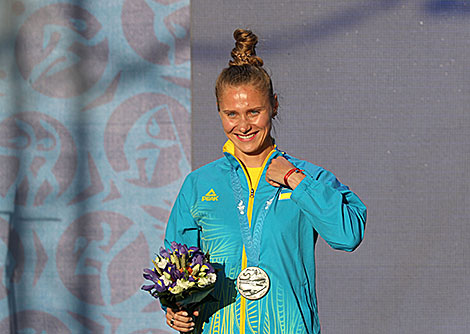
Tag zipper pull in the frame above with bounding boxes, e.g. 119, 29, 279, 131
250, 188, 254, 198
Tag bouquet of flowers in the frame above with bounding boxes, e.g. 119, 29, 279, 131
141, 242, 217, 312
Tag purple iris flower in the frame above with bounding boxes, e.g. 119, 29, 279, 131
142, 268, 171, 294
191, 253, 204, 267
204, 263, 215, 274
170, 241, 179, 253
143, 268, 158, 283
142, 268, 163, 292
189, 247, 204, 256
164, 263, 175, 277
169, 242, 189, 257
164, 263, 184, 280
154, 278, 167, 293
159, 247, 170, 259
179, 244, 189, 256
170, 268, 185, 280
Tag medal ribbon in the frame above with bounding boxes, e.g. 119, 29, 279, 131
230, 167, 278, 267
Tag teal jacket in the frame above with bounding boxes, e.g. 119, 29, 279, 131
164, 141, 366, 334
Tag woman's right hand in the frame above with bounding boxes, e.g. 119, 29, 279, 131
166, 308, 199, 332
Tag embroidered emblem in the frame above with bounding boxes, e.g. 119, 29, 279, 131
237, 200, 245, 215
265, 197, 274, 209
201, 189, 219, 201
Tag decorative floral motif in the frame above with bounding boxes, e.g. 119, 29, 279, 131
237, 200, 245, 215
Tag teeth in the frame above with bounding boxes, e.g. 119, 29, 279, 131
238, 133, 255, 139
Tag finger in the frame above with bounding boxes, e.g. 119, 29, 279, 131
265, 173, 280, 185
175, 311, 196, 329
266, 178, 281, 187
273, 156, 293, 168
167, 309, 189, 331
165, 309, 174, 324
169, 315, 195, 332
167, 318, 194, 332
167, 308, 175, 317
166, 309, 175, 329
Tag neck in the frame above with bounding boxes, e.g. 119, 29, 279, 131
234, 140, 274, 168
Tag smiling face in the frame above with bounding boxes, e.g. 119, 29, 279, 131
218, 84, 278, 167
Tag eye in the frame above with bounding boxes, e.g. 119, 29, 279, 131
227, 111, 236, 117
249, 110, 260, 116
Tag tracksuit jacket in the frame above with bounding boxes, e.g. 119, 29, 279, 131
164, 140, 367, 334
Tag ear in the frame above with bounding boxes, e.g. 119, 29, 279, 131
272, 94, 279, 118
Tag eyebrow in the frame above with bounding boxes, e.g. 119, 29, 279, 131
221, 109, 236, 114
222, 107, 264, 113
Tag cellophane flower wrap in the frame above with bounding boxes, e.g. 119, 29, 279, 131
142, 242, 216, 311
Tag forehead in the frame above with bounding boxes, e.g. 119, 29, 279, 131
219, 84, 269, 104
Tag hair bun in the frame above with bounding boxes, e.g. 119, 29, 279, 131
229, 29, 264, 67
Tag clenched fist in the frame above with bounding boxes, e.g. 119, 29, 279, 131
266, 156, 305, 189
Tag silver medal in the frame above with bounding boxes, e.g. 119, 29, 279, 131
237, 266, 270, 300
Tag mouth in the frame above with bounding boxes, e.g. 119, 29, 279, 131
236, 132, 257, 141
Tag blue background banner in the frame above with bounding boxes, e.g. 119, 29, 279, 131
0, 0, 189, 333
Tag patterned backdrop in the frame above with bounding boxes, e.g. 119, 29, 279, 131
0, 1, 190, 333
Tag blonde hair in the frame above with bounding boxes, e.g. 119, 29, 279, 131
215, 29, 276, 108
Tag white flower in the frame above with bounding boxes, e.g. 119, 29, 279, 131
207, 273, 217, 284
197, 276, 209, 287
177, 279, 191, 290
192, 264, 200, 276
170, 279, 195, 294
171, 254, 180, 269
170, 285, 184, 294
161, 275, 172, 287
156, 257, 168, 270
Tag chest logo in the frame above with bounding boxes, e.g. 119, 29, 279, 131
202, 189, 218, 201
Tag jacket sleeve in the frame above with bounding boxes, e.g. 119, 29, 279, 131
290, 168, 366, 251
164, 176, 201, 250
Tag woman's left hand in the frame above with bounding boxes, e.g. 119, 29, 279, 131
266, 156, 305, 189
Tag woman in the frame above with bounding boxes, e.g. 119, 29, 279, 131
164, 29, 366, 334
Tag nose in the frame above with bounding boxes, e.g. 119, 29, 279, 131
238, 115, 251, 133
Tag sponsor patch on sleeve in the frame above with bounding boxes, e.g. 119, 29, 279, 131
279, 192, 292, 200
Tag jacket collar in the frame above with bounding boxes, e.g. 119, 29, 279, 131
222, 140, 282, 170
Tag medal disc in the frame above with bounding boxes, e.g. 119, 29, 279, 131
237, 266, 270, 300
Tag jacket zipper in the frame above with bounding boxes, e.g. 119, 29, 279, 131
231, 149, 276, 334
